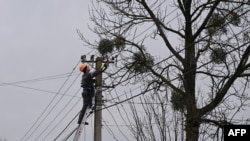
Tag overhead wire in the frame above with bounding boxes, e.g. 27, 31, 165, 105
35, 72, 82, 140
47, 50, 97, 140
105, 108, 130, 141
0, 82, 79, 98
41, 87, 82, 140
53, 108, 80, 141
0, 72, 79, 98
33, 63, 91, 140
20, 40, 97, 140
20, 60, 81, 141
104, 84, 132, 130
0, 72, 78, 86
102, 117, 120, 141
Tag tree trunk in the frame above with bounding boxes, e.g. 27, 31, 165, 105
185, 115, 200, 141
182, 0, 200, 139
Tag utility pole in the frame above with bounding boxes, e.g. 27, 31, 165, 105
94, 57, 102, 141
94, 56, 115, 141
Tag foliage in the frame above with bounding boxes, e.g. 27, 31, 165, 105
98, 39, 114, 55
97, 36, 126, 55
129, 51, 154, 73
227, 11, 241, 26
206, 13, 227, 36
243, 32, 250, 42
171, 90, 185, 112
210, 47, 227, 64
114, 35, 126, 50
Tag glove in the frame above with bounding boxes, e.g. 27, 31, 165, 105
101, 63, 107, 69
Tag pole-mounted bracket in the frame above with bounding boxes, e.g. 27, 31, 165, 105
80, 55, 116, 64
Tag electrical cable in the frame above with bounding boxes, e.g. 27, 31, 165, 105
48, 49, 97, 140
20, 60, 81, 141
102, 117, 119, 141
35, 72, 82, 140
53, 111, 80, 141
0, 82, 79, 98
0, 72, 78, 87
37, 50, 97, 139
41, 84, 82, 140
29, 43, 97, 140
105, 107, 130, 141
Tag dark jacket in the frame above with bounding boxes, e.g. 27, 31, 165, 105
81, 69, 102, 89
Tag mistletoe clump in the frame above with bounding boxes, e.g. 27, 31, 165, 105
98, 39, 114, 55
171, 89, 186, 112
114, 35, 126, 50
130, 52, 154, 73
97, 36, 126, 55
210, 47, 227, 64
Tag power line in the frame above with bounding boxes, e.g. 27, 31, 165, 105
0, 72, 78, 87
34, 72, 82, 140
105, 108, 130, 141
20, 60, 81, 141
41, 88, 81, 140
53, 110, 80, 141
0, 82, 79, 98
22, 47, 96, 140
46, 89, 80, 133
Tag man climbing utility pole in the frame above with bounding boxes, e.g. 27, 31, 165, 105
60, 55, 114, 141
78, 57, 108, 125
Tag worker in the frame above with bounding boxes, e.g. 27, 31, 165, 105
77, 62, 108, 124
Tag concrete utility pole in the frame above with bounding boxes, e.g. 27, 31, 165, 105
94, 57, 103, 141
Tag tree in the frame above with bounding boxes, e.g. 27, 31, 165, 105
81, 0, 250, 141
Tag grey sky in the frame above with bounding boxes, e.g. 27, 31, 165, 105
2, 0, 249, 141
0, 0, 98, 140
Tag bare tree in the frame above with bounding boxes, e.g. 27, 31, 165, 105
80, 0, 250, 141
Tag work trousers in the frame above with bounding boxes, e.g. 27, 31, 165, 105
78, 88, 94, 124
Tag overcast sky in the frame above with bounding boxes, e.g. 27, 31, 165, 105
0, 0, 103, 140
1, 0, 250, 141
